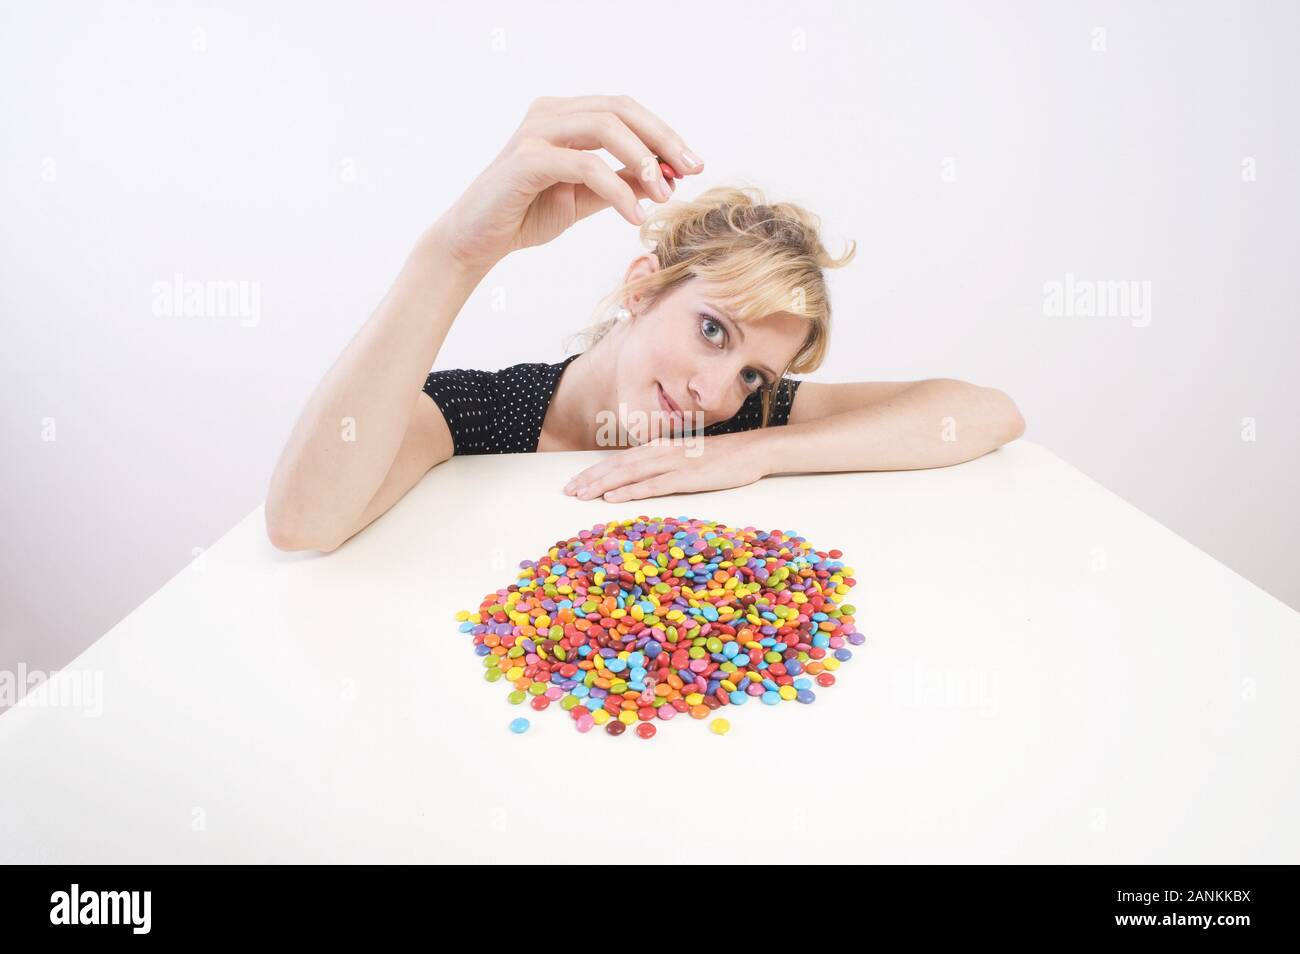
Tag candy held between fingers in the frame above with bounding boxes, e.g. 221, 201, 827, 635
655, 156, 680, 180
454, 515, 860, 737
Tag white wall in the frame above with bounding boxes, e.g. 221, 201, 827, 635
3, 0, 1297, 702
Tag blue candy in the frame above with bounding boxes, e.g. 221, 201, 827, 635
509, 718, 530, 733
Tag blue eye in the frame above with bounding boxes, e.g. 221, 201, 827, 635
698, 314, 769, 391
699, 315, 724, 344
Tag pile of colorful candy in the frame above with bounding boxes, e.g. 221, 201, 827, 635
454, 516, 861, 738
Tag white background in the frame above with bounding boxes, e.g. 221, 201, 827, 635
2, 0, 1297, 695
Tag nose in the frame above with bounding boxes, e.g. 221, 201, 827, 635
687, 369, 738, 417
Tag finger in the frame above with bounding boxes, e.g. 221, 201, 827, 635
572, 165, 663, 224
603, 472, 679, 503
527, 143, 643, 226
574, 454, 675, 500
533, 112, 673, 202
564, 442, 668, 494
541, 94, 704, 179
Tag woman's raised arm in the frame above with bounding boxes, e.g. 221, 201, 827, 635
265, 95, 703, 551
264, 226, 488, 551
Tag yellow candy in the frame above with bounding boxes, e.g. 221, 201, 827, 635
779, 685, 797, 701
710, 718, 731, 735
506, 666, 524, 681
685, 693, 704, 706
618, 710, 637, 726
592, 709, 611, 725
455, 610, 470, 621
823, 657, 841, 671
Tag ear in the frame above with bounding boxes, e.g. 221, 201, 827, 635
618, 252, 660, 289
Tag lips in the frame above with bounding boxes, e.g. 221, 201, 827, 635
657, 382, 683, 420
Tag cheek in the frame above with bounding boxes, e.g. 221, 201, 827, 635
622, 320, 681, 375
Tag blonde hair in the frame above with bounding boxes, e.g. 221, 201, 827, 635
564, 185, 856, 427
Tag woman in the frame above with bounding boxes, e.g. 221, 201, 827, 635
266, 94, 1025, 552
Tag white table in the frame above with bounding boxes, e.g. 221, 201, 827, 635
3, 439, 1297, 863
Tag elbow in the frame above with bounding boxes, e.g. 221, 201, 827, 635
930, 379, 1026, 445
264, 507, 342, 553
985, 387, 1026, 443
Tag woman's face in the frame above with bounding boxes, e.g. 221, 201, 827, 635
612, 266, 808, 441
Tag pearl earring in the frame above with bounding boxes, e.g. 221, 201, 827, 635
613, 306, 631, 322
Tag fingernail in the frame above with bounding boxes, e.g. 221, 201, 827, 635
681, 148, 703, 169
636, 200, 652, 222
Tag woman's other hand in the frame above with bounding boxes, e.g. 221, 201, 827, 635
562, 431, 768, 503
436, 94, 704, 274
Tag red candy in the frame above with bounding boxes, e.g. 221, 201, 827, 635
636, 723, 657, 739
816, 672, 836, 688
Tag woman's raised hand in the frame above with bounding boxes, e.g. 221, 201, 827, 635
435, 94, 704, 274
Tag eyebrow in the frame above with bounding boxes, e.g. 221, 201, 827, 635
704, 301, 780, 383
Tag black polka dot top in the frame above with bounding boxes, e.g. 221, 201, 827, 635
422, 353, 802, 456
